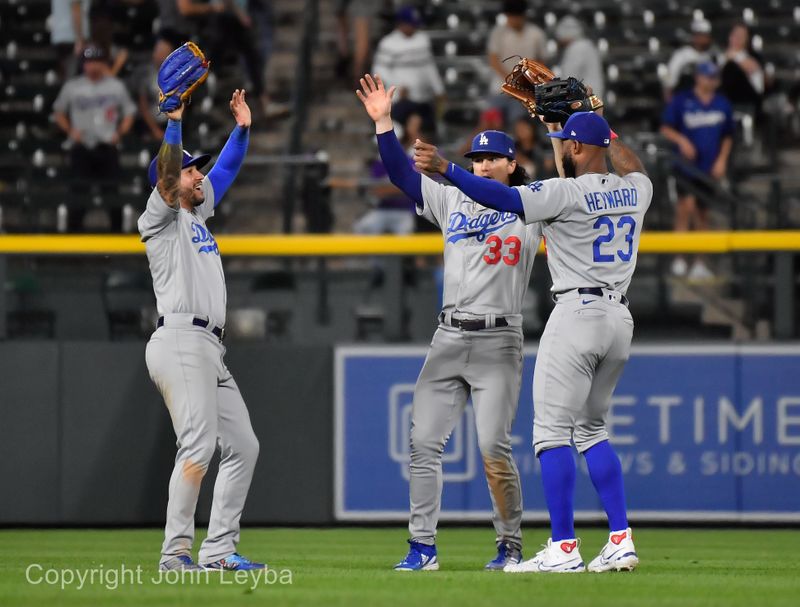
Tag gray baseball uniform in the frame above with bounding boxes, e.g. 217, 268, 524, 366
52, 75, 136, 148
515, 171, 653, 454
138, 180, 259, 566
409, 176, 541, 549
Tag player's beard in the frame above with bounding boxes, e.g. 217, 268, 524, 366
178, 186, 205, 207
562, 151, 577, 178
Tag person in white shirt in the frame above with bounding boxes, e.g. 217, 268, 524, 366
554, 16, 604, 100
50, 0, 90, 80
372, 5, 444, 135
486, 0, 548, 128
664, 18, 717, 100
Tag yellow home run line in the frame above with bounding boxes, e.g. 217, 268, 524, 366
0, 232, 798, 255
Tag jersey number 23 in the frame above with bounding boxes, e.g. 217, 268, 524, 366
593, 215, 636, 263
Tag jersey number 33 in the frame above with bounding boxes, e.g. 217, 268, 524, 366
483, 235, 522, 266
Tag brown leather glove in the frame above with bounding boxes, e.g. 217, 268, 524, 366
500, 58, 556, 116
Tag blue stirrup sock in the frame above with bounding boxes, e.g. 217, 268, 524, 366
584, 440, 629, 532
538, 446, 576, 541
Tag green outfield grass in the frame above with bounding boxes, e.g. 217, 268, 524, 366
0, 527, 797, 606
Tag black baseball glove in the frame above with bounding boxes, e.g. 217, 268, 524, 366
534, 77, 604, 124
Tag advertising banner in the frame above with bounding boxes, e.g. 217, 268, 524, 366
334, 345, 800, 522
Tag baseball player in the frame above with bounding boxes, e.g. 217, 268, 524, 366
413, 111, 652, 573
138, 90, 265, 572
357, 74, 542, 571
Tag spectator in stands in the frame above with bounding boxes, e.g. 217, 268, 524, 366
372, 5, 445, 136
135, 39, 175, 141
157, 0, 192, 45
486, 0, 548, 128
661, 62, 735, 280
53, 45, 136, 232
157, 0, 223, 45
208, 1, 287, 120
719, 22, 765, 114
89, 3, 130, 77
335, 0, 376, 85
664, 18, 717, 100
50, 0, 90, 80
512, 116, 555, 179
554, 16, 604, 99
248, 0, 275, 84
354, 112, 423, 236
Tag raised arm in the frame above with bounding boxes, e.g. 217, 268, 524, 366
356, 74, 422, 205
412, 141, 524, 215
207, 89, 251, 204
608, 138, 647, 176
542, 119, 566, 178
156, 104, 185, 208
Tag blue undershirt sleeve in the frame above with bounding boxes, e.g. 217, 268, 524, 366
376, 130, 423, 206
164, 119, 181, 145
442, 162, 524, 215
207, 125, 249, 206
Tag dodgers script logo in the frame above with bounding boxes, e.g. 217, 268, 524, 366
190, 222, 219, 255
446, 210, 518, 243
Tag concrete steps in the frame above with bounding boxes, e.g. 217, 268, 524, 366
668, 278, 759, 339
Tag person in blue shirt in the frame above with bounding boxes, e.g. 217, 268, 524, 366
660, 62, 735, 279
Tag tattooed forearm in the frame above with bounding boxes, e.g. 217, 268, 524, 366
156, 140, 183, 206
608, 139, 647, 176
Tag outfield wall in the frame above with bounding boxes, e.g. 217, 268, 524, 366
1, 342, 799, 525
0, 343, 333, 525
336, 345, 800, 523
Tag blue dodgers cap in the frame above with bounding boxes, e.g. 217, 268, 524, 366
395, 5, 422, 26
547, 112, 611, 148
696, 61, 720, 78
464, 130, 516, 159
148, 150, 211, 187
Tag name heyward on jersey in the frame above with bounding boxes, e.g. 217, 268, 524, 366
584, 187, 639, 213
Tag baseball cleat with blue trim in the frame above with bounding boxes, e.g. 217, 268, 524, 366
394, 540, 439, 571
203, 553, 266, 571
504, 538, 585, 573
588, 528, 638, 572
159, 555, 203, 571
485, 542, 522, 570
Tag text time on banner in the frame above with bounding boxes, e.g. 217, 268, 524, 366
334, 345, 800, 522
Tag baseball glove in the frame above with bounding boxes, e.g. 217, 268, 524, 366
533, 77, 604, 123
501, 58, 556, 115
157, 42, 210, 113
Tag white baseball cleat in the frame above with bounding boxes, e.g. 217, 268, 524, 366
587, 528, 639, 572
503, 538, 585, 573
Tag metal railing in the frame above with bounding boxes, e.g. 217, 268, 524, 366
0, 231, 797, 341
281, 0, 321, 233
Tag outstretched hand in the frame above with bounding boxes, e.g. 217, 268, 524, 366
230, 89, 251, 128
356, 74, 396, 126
413, 139, 449, 175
